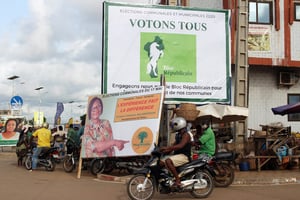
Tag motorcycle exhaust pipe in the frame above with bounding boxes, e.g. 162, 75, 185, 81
181, 179, 208, 189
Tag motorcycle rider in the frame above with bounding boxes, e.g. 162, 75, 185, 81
52, 125, 67, 158
30, 122, 52, 171
66, 124, 81, 154
197, 120, 216, 160
160, 117, 191, 188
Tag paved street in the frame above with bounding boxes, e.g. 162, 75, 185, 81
0, 152, 129, 200
1, 151, 300, 200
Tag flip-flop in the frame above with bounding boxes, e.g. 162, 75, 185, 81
171, 182, 182, 189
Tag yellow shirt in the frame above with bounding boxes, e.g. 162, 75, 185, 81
32, 128, 51, 147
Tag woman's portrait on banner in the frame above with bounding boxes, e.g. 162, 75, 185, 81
81, 96, 129, 158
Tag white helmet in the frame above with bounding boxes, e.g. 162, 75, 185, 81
170, 117, 187, 131
42, 122, 49, 128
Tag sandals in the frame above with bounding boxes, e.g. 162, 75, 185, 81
171, 181, 182, 189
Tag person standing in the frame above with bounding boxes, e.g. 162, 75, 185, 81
77, 118, 85, 139
66, 124, 81, 154
52, 125, 67, 158
30, 122, 52, 171
16, 124, 31, 166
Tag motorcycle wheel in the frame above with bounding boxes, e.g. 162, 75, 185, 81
213, 163, 235, 187
190, 169, 214, 199
126, 157, 147, 174
127, 174, 155, 200
45, 159, 56, 171
63, 155, 75, 173
24, 155, 32, 170
90, 158, 105, 176
103, 159, 114, 173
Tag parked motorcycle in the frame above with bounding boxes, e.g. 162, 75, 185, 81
208, 151, 237, 187
127, 144, 215, 200
63, 150, 79, 173
63, 138, 91, 173
89, 158, 106, 176
52, 138, 67, 164
91, 155, 150, 175
24, 147, 59, 171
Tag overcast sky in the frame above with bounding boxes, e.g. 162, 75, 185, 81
0, 0, 158, 124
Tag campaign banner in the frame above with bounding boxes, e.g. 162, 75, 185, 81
0, 116, 25, 146
34, 112, 44, 126
54, 102, 64, 125
102, 2, 231, 104
80, 86, 164, 158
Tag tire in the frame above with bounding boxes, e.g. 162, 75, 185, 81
54, 158, 61, 164
63, 155, 75, 173
213, 163, 235, 187
24, 155, 32, 170
190, 169, 214, 199
45, 159, 56, 171
90, 158, 105, 176
127, 174, 155, 200
103, 159, 115, 173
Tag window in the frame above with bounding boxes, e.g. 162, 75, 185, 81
288, 94, 300, 121
295, 3, 300, 21
249, 1, 273, 24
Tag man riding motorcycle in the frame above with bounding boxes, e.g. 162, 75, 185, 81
30, 122, 52, 171
160, 117, 191, 188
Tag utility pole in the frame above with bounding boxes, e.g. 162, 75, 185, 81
35, 86, 44, 127
7, 75, 19, 97
234, 0, 249, 145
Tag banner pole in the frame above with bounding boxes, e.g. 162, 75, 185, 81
77, 152, 83, 179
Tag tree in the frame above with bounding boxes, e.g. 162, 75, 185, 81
138, 131, 148, 144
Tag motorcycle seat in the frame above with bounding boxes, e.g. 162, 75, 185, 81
39, 147, 58, 157
177, 159, 205, 172
214, 151, 235, 161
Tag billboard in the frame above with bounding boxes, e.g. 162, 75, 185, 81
0, 116, 26, 146
102, 2, 231, 104
80, 86, 164, 158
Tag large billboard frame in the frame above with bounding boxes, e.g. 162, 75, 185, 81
102, 2, 231, 104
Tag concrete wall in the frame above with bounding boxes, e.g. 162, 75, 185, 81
248, 67, 300, 133
190, 0, 222, 9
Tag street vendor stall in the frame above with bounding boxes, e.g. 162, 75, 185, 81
247, 124, 300, 171
195, 104, 248, 146
245, 102, 300, 171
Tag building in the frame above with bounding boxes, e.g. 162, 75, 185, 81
156, 1, 300, 154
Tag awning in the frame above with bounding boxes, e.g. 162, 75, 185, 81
271, 102, 300, 116
196, 103, 248, 123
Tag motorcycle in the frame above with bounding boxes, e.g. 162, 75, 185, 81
63, 138, 92, 173
51, 137, 67, 164
127, 144, 215, 200
24, 147, 59, 171
90, 155, 150, 176
208, 151, 237, 187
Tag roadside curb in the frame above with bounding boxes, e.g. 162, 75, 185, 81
97, 173, 300, 186
2, 152, 299, 186
97, 174, 131, 183
232, 177, 298, 186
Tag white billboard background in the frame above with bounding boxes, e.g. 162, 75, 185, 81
103, 2, 231, 104
80, 87, 164, 158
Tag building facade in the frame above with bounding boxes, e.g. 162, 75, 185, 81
162, 0, 300, 137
